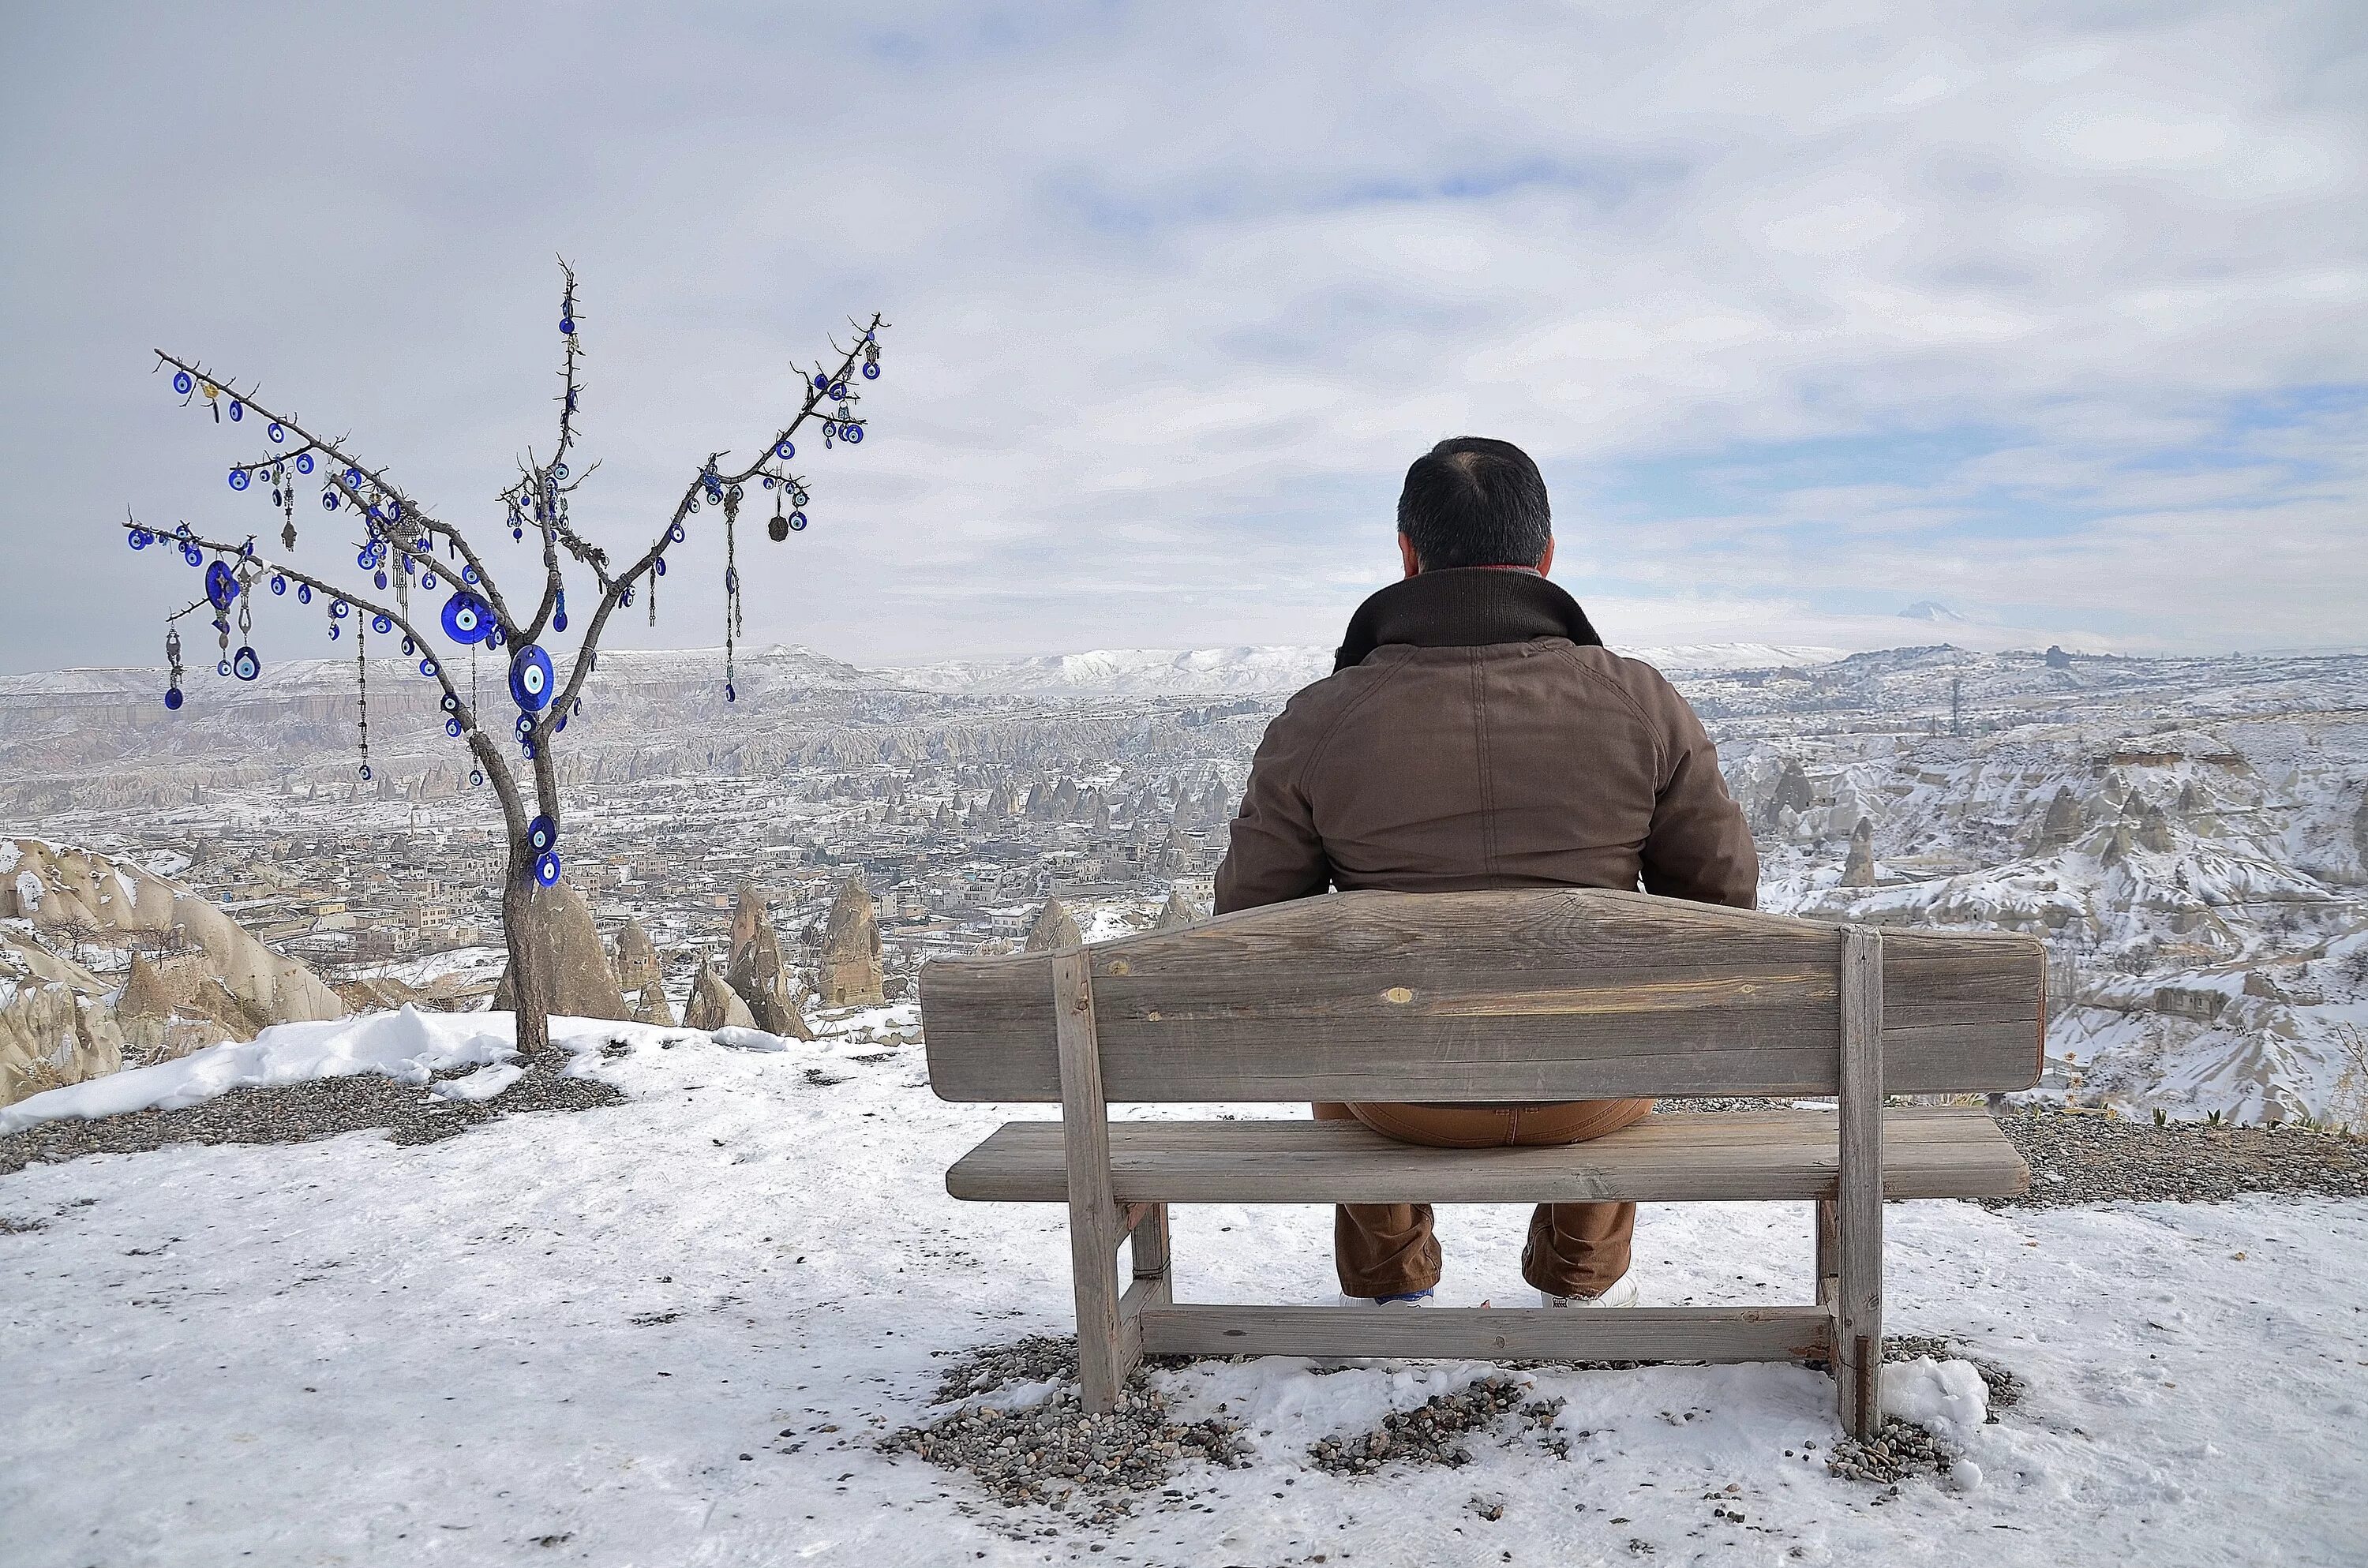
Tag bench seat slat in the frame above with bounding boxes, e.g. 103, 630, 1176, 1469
945, 1107, 2029, 1204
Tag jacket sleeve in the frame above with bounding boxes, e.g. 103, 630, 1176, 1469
1638, 679, 1760, 910
1214, 697, 1332, 913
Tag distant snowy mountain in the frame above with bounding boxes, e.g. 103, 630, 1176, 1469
874, 646, 1335, 695
1898, 601, 1973, 624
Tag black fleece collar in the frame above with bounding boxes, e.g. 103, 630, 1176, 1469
1334, 567, 1603, 672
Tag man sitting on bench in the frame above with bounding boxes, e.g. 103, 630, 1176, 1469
1213, 436, 1760, 1308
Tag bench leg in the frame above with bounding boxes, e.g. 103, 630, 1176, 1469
1051, 951, 1128, 1413
1834, 927, 1886, 1439
1815, 1198, 1839, 1308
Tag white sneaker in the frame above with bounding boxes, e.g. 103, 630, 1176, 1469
1540, 1274, 1639, 1308
1339, 1289, 1435, 1307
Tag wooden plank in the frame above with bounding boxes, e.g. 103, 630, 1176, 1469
1815, 1199, 1839, 1308
1052, 950, 1127, 1412
1136, 1304, 1832, 1363
1834, 926, 1886, 1439
921, 889, 2044, 1103
943, 1108, 2031, 1204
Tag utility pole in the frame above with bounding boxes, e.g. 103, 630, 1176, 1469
1950, 674, 1962, 738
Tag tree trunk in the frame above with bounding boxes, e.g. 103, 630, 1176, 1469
502, 837, 552, 1057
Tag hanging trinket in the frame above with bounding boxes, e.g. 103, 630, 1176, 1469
163, 626, 185, 710
509, 643, 554, 710
721, 486, 743, 701
355, 621, 372, 780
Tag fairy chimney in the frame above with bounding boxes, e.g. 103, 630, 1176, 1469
726, 882, 814, 1040
1153, 886, 1199, 930
1842, 818, 1877, 889
2036, 785, 2082, 851
632, 978, 676, 1028
683, 959, 755, 1031
1023, 896, 1084, 953
612, 919, 661, 994
819, 874, 886, 1008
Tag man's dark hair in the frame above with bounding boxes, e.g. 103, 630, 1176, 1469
1396, 436, 1551, 569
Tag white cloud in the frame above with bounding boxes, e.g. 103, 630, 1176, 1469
0, 0, 2362, 673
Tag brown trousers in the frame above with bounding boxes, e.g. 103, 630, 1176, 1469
1313, 1098, 1655, 1299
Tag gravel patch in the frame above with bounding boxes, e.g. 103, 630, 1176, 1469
1308, 1374, 1569, 1474
1824, 1419, 1952, 1487
880, 1367, 1248, 1525
0, 1049, 624, 1175
1993, 1108, 2368, 1208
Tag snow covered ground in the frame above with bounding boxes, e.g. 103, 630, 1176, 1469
4, 1018, 2365, 1566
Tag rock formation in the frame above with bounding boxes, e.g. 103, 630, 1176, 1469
726, 882, 814, 1039
632, 979, 676, 1027
1154, 886, 1200, 930
1024, 896, 1085, 952
683, 960, 755, 1031
819, 874, 886, 1008
495, 877, 632, 1023
613, 919, 663, 994
2036, 785, 2083, 852
1842, 818, 1877, 888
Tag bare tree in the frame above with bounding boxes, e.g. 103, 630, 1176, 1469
119, 263, 887, 1053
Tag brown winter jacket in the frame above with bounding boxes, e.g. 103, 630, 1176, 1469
1214, 567, 1759, 914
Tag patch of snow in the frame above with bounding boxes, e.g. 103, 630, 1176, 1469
426, 1062, 524, 1102
1879, 1355, 1991, 1439
0, 1005, 515, 1134
710, 1025, 792, 1053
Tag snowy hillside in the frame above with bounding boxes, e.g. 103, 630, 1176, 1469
2, 1015, 2362, 1566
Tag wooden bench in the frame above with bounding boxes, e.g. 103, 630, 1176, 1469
920, 888, 2043, 1436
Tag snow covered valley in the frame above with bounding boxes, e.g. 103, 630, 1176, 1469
4, 1016, 2364, 1567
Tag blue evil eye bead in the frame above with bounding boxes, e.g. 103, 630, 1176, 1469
461, 565, 478, 585
374, 571, 389, 590
861, 361, 879, 380
508, 642, 554, 710
204, 559, 237, 610
553, 608, 568, 632
725, 682, 736, 703
172, 370, 193, 395
328, 623, 340, 640
774, 440, 793, 460
813, 372, 830, 390
445, 717, 463, 738
344, 467, 363, 487
372, 614, 393, 634
183, 544, 204, 566
331, 599, 349, 619
470, 769, 483, 786
553, 713, 567, 733
233, 646, 260, 681
724, 566, 738, 593
618, 586, 632, 607
761, 477, 774, 490
217, 660, 230, 677
527, 814, 556, 852
520, 739, 536, 759
270, 574, 286, 594
359, 549, 377, 569
441, 590, 490, 643
553, 463, 568, 480
227, 469, 250, 491
828, 380, 847, 399
267, 421, 285, 443
359, 763, 372, 781
844, 424, 864, 444
821, 422, 837, 440
654, 557, 667, 578
163, 687, 183, 710
534, 850, 561, 887
515, 713, 534, 737
418, 657, 437, 677
402, 635, 416, 656
440, 691, 459, 713
789, 511, 807, 531
297, 583, 313, 604
559, 316, 575, 335
295, 453, 313, 474
128, 530, 149, 550
669, 522, 686, 542
322, 491, 339, 511
228, 400, 244, 421
422, 572, 437, 590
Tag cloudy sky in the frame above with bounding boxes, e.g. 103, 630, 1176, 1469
2, 2, 2362, 674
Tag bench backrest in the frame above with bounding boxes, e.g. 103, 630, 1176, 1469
920, 888, 2044, 1104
